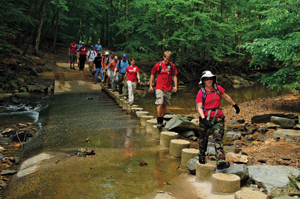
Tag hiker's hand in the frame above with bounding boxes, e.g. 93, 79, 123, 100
203, 118, 213, 128
173, 86, 177, 92
122, 80, 124, 84
138, 79, 140, 84
233, 104, 240, 114
150, 86, 154, 92
113, 72, 116, 77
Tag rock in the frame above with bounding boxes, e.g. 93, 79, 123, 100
15, 92, 30, 98
226, 132, 236, 137
237, 119, 245, 124
271, 187, 300, 198
248, 165, 300, 191
186, 156, 199, 174
30, 68, 39, 77
294, 124, 300, 130
14, 157, 21, 165
232, 132, 242, 141
273, 129, 300, 139
166, 115, 200, 134
224, 146, 241, 154
180, 131, 195, 138
271, 116, 296, 129
0, 153, 4, 160
251, 113, 298, 124
257, 134, 267, 141
0, 169, 17, 175
285, 138, 295, 143
229, 121, 239, 125
288, 174, 300, 190
225, 152, 248, 164
244, 137, 255, 141
273, 196, 296, 199
235, 187, 267, 199
216, 164, 249, 183
266, 122, 279, 129
206, 145, 216, 156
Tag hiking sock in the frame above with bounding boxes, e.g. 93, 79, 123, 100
157, 117, 163, 124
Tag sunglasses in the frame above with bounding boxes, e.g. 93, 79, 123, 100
203, 77, 214, 81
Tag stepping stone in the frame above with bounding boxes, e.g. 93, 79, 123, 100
146, 120, 157, 133
235, 187, 267, 199
196, 161, 216, 182
136, 111, 149, 118
126, 105, 138, 114
131, 108, 143, 117
211, 173, 240, 194
160, 131, 178, 148
119, 99, 125, 107
122, 101, 129, 111
152, 126, 168, 140
181, 148, 199, 168
140, 116, 154, 126
169, 139, 190, 158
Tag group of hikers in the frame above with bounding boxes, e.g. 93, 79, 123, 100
68, 39, 241, 170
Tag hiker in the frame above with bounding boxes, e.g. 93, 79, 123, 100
78, 42, 87, 71
87, 45, 97, 77
68, 39, 77, 70
94, 40, 102, 55
122, 58, 140, 106
101, 52, 109, 83
196, 70, 240, 170
105, 56, 119, 91
93, 53, 103, 84
77, 40, 82, 67
149, 51, 178, 128
104, 52, 115, 88
114, 54, 130, 98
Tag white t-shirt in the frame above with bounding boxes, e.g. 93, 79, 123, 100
87, 50, 97, 62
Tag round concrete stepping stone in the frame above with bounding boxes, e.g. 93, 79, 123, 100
160, 131, 178, 148
131, 108, 143, 117
136, 111, 149, 118
196, 161, 217, 182
211, 173, 240, 194
169, 139, 190, 158
122, 101, 129, 111
119, 99, 125, 107
140, 116, 154, 126
146, 120, 157, 133
152, 126, 168, 140
126, 104, 138, 114
181, 148, 199, 168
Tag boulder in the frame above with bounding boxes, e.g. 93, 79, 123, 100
225, 152, 248, 164
271, 116, 296, 129
216, 164, 249, 183
186, 156, 199, 175
273, 129, 300, 139
0, 169, 17, 175
166, 115, 200, 134
251, 113, 298, 124
248, 165, 300, 191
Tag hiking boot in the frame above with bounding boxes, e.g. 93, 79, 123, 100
112, 89, 116, 92
124, 96, 127, 100
94, 82, 97, 84
129, 103, 132, 106
73, 67, 76, 70
157, 123, 162, 129
199, 157, 206, 164
217, 161, 230, 170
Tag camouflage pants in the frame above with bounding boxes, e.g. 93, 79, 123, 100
198, 116, 225, 162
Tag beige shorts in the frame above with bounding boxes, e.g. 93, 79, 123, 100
155, 89, 171, 105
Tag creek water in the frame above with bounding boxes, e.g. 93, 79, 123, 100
1, 83, 293, 199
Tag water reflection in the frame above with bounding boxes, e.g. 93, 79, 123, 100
136, 84, 294, 116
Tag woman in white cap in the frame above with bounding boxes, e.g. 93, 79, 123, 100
196, 70, 240, 170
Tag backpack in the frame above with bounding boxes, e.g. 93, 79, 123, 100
88, 50, 96, 58
196, 84, 221, 110
117, 60, 131, 71
153, 61, 173, 87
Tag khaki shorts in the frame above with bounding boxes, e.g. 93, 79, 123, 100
70, 53, 77, 61
155, 89, 171, 105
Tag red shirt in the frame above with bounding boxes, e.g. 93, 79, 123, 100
79, 46, 87, 55
126, 66, 139, 82
151, 61, 178, 91
69, 43, 77, 54
108, 61, 119, 72
195, 85, 225, 118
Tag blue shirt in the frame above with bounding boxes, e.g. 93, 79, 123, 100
117, 60, 130, 74
94, 44, 102, 51
77, 44, 82, 49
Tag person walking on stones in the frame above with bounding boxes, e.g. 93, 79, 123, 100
114, 54, 130, 98
196, 70, 240, 170
78, 42, 87, 71
105, 56, 119, 91
93, 52, 103, 84
87, 45, 97, 77
94, 40, 102, 55
122, 58, 140, 106
68, 39, 77, 70
77, 40, 82, 68
101, 51, 109, 84
104, 52, 114, 88
149, 51, 178, 129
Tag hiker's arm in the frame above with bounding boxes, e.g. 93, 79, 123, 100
86, 55, 89, 63
68, 46, 70, 55
137, 71, 140, 84
122, 72, 128, 84
197, 103, 205, 119
221, 93, 235, 106
173, 75, 177, 92
149, 74, 154, 92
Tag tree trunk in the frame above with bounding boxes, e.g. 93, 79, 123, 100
126, 0, 129, 43
35, 0, 47, 54
52, 7, 61, 51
